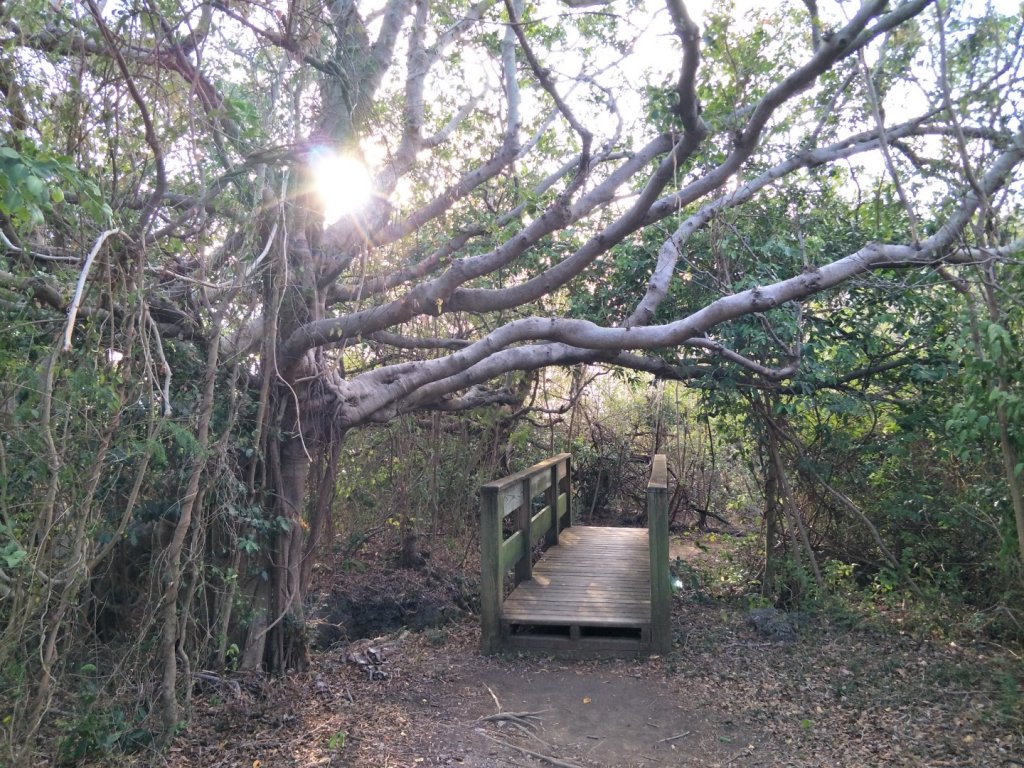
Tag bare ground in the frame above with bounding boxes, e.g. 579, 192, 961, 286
160, 591, 1022, 768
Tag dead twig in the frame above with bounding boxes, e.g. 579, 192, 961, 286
481, 732, 586, 768
655, 730, 692, 744
478, 710, 548, 731
485, 683, 502, 712
477, 710, 552, 747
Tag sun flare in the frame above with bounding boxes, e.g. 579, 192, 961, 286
310, 150, 374, 224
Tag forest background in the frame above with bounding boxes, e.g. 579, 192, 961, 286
0, 0, 1023, 763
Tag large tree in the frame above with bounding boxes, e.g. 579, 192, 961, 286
1, 0, 1022, 750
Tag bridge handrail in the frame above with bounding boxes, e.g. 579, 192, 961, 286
480, 453, 573, 653
647, 454, 671, 654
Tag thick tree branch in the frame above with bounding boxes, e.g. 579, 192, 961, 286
322, 128, 1023, 424
627, 118, 972, 326
664, 0, 707, 136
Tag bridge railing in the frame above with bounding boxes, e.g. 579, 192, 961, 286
479, 453, 572, 653
647, 454, 671, 654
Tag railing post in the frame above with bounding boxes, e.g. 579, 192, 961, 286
515, 477, 533, 584
546, 462, 559, 546
648, 454, 671, 654
478, 453, 572, 654
565, 455, 575, 527
480, 485, 502, 653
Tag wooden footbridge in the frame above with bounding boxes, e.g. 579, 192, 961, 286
480, 453, 671, 655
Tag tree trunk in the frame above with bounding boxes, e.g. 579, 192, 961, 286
766, 416, 823, 590
996, 406, 1024, 566
302, 440, 343, 593
763, 437, 780, 599
266, 426, 313, 672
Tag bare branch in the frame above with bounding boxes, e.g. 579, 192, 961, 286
504, 0, 592, 183
61, 229, 122, 351
85, 1, 166, 236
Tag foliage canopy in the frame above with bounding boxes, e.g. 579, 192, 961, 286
1, 0, 1023, 758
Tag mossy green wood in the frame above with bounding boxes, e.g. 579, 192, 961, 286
515, 477, 533, 584
647, 454, 671, 654
480, 484, 502, 653
481, 453, 670, 655
546, 463, 559, 547
480, 453, 571, 653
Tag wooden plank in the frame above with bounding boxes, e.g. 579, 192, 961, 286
482, 453, 570, 494
506, 597, 650, 605
504, 607, 650, 619
544, 544, 645, 551
504, 598, 651, 608
503, 600, 649, 609
534, 561, 645, 568
511, 574, 647, 583
499, 482, 525, 518
499, 530, 525, 574
505, 593, 651, 603
535, 564, 646, 573
536, 563, 644, 570
509, 579, 648, 589
529, 504, 553, 546
503, 610, 650, 624
543, 533, 641, 544
499, 524, 655, 646
537, 570, 645, 576
501, 634, 646, 657
503, 603, 650, 616
532, 562, 647, 571
508, 594, 651, 602
488, 457, 571, 518
520, 573, 649, 583
511, 598, 651, 606
537, 557, 644, 565
531, 565, 645, 573
555, 492, 568, 531
504, 614, 649, 623
555, 533, 647, 544
533, 557, 644, 566
517, 578, 649, 590
505, 588, 651, 601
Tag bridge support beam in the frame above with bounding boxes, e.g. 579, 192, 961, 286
648, 455, 672, 654
480, 485, 502, 654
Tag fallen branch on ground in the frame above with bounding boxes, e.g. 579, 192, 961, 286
481, 732, 586, 768
655, 730, 692, 744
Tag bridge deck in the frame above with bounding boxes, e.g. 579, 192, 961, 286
500, 526, 652, 653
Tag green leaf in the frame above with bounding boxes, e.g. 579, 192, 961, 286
24, 175, 45, 200
2, 542, 27, 568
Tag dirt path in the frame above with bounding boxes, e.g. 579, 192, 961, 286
417, 655, 751, 767
172, 596, 1022, 768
